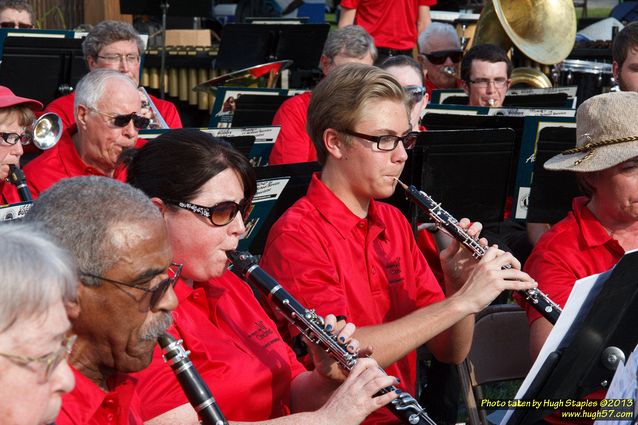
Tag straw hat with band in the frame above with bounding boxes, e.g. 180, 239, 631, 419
0, 85, 42, 111
544, 91, 638, 173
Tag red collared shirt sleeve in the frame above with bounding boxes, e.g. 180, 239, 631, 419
269, 92, 315, 165
519, 197, 624, 324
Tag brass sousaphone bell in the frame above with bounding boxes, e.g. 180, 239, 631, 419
472, 0, 577, 88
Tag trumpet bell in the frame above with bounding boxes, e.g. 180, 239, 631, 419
31, 112, 63, 150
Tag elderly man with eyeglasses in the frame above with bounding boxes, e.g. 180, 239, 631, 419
0, 224, 76, 425
25, 176, 179, 425
45, 20, 182, 129
417, 22, 464, 100
460, 44, 512, 108
23, 69, 149, 197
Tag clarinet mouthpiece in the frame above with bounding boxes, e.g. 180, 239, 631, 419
394, 177, 408, 190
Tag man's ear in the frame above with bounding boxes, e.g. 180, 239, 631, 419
76, 105, 89, 130
86, 56, 98, 72
613, 61, 620, 81
151, 197, 169, 223
319, 55, 332, 75
324, 128, 346, 160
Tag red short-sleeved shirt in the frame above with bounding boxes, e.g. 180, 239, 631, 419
22, 126, 130, 198
132, 271, 306, 421
260, 173, 445, 425
340, 0, 437, 50
518, 197, 624, 325
56, 367, 143, 425
269, 91, 315, 165
45, 92, 182, 130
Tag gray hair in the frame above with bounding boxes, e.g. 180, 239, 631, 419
418, 22, 461, 53
322, 25, 377, 62
25, 176, 162, 286
0, 224, 77, 333
82, 20, 145, 61
0, 0, 34, 24
74, 68, 138, 111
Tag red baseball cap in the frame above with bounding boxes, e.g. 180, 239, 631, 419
0, 86, 42, 110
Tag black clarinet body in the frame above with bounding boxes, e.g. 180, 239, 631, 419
227, 250, 437, 425
158, 334, 229, 425
7, 165, 32, 202
396, 180, 562, 324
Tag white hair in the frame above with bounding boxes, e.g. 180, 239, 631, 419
0, 224, 77, 333
73, 68, 138, 112
418, 22, 461, 53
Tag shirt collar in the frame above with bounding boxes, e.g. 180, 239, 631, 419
306, 173, 386, 240
572, 196, 617, 248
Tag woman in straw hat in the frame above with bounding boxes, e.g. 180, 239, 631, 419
519, 91, 638, 361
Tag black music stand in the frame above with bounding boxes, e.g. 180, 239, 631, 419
215, 23, 330, 70
526, 127, 580, 224
239, 161, 320, 255
0, 35, 86, 106
231, 94, 291, 127
505, 250, 638, 425
399, 128, 517, 228
441, 93, 570, 108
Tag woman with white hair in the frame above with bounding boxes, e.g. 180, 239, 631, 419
0, 224, 77, 424
520, 91, 638, 359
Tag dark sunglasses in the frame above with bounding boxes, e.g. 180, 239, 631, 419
0, 22, 33, 29
422, 50, 463, 65
165, 199, 250, 227
89, 107, 151, 130
404, 85, 426, 104
80, 263, 182, 310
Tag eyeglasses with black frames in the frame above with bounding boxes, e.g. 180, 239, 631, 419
468, 78, 509, 88
421, 50, 463, 65
0, 334, 76, 381
88, 107, 151, 130
80, 263, 182, 310
0, 21, 33, 29
342, 130, 418, 151
96, 54, 141, 65
0, 131, 32, 146
164, 199, 251, 227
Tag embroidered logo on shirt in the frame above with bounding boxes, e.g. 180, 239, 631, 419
248, 320, 280, 348
385, 257, 405, 285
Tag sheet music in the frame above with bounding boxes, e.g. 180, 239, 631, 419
0, 201, 32, 221
500, 269, 611, 424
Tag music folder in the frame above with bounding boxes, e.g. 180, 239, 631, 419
393, 128, 516, 230
502, 250, 638, 425
239, 161, 320, 255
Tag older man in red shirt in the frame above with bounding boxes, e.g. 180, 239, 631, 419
24, 69, 148, 197
46, 20, 181, 130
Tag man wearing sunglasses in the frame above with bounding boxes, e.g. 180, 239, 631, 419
417, 22, 464, 99
24, 69, 148, 197
261, 64, 537, 425
460, 43, 512, 108
26, 176, 178, 425
270, 25, 377, 165
0, 225, 76, 425
45, 20, 182, 130
0, 0, 33, 29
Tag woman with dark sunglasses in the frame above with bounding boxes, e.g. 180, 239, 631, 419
126, 128, 399, 425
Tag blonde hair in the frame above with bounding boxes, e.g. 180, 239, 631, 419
307, 63, 409, 164
0, 105, 34, 128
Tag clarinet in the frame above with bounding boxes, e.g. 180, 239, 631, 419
158, 334, 229, 425
7, 165, 32, 202
227, 250, 437, 425
395, 179, 562, 324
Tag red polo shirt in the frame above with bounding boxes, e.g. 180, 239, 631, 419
340, 0, 436, 50
519, 196, 624, 325
45, 92, 182, 130
56, 367, 143, 425
270, 91, 315, 165
133, 271, 306, 421
22, 126, 130, 198
260, 173, 445, 425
